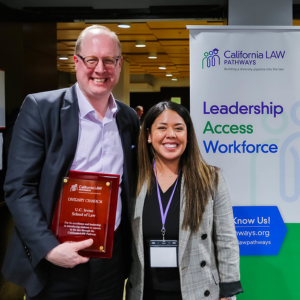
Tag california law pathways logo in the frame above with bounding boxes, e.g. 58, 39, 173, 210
70, 184, 102, 193
202, 49, 285, 69
202, 49, 221, 69
70, 184, 78, 192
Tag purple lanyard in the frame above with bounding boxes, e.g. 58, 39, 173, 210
153, 160, 179, 241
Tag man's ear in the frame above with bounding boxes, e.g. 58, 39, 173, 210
118, 56, 123, 68
74, 54, 79, 70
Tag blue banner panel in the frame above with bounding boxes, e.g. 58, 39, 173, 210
233, 206, 287, 255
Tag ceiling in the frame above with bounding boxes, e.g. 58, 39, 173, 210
57, 19, 300, 81
57, 20, 226, 80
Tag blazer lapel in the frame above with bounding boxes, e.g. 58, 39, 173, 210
115, 102, 132, 216
132, 183, 148, 268
178, 176, 191, 265
60, 85, 79, 168
116, 102, 130, 156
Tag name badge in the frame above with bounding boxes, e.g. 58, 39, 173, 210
149, 240, 178, 268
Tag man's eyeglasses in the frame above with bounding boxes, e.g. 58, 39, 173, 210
76, 55, 121, 69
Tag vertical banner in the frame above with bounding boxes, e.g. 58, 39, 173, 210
188, 26, 300, 256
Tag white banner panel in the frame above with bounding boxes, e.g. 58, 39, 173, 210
189, 27, 300, 223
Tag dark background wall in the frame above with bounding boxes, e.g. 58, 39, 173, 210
0, 22, 57, 116
0, 21, 57, 300
130, 87, 190, 119
22, 23, 57, 98
0, 22, 24, 117
0, 204, 24, 300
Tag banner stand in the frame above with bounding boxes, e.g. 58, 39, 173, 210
188, 25, 300, 299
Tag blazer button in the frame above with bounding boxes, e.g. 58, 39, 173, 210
200, 260, 206, 268
201, 234, 208, 240
204, 290, 210, 297
128, 281, 133, 288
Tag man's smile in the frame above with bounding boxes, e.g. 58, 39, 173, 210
92, 78, 107, 83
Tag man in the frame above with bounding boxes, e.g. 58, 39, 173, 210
134, 106, 143, 126
135, 106, 143, 119
2, 25, 140, 300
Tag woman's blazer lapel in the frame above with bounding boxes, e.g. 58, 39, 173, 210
132, 183, 148, 269
178, 176, 191, 265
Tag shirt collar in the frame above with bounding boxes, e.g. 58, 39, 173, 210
75, 83, 118, 119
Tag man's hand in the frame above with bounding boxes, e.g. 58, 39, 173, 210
45, 239, 94, 268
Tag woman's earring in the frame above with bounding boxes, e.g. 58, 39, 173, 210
147, 139, 151, 143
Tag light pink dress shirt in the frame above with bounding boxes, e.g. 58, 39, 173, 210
71, 83, 124, 230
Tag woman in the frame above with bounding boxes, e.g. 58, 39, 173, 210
127, 102, 243, 300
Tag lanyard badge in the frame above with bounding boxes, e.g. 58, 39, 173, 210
149, 240, 178, 268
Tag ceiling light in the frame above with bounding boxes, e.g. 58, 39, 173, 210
166, 73, 172, 77
159, 66, 166, 70
136, 40, 146, 47
172, 78, 177, 81
118, 23, 130, 28
59, 55, 68, 60
148, 52, 157, 59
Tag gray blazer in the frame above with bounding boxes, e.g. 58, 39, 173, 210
127, 172, 242, 300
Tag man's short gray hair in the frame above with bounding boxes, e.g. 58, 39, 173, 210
75, 25, 122, 55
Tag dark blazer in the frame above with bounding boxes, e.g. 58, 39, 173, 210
2, 85, 140, 297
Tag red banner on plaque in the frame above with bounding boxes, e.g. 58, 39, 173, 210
51, 171, 120, 258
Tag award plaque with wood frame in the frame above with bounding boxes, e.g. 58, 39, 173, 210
51, 170, 120, 258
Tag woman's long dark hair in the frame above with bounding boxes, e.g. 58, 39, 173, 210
137, 101, 219, 233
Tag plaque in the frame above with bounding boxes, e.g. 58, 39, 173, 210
51, 170, 120, 258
